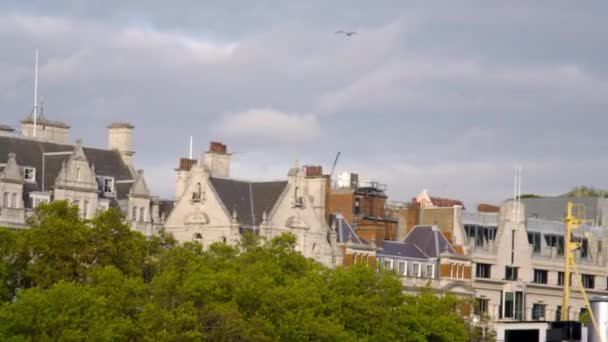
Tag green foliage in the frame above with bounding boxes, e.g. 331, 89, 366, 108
580, 310, 590, 326
520, 193, 542, 199
0, 201, 470, 341
568, 185, 608, 198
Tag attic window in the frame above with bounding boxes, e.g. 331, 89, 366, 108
23, 167, 36, 182
103, 177, 115, 193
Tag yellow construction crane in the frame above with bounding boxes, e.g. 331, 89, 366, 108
561, 202, 602, 342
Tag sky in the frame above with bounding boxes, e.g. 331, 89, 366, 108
1, 1, 608, 208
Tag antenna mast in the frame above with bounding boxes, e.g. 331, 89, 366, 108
33, 49, 39, 137
189, 136, 193, 159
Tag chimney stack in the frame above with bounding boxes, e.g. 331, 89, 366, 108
205, 141, 231, 177
108, 122, 135, 174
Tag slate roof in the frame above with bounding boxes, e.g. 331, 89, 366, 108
380, 241, 428, 259
328, 213, 365, 244
0, 136, 134, 208
378, 225, 458, 260
208, 177, 288, 227
403, 225, 457, 257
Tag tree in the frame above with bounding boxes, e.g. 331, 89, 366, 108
17, 201, 92, 288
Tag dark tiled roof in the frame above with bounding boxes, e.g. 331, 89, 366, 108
208, 177, 287, 227
403, 225, 457, 258
379, 241, 428, 259
0, 136, 134, 207
158, 200, 175, 219
328, 213, 364, 244
377, 225, 458, 260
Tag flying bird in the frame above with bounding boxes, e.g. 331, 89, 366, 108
335, 30, 357, 37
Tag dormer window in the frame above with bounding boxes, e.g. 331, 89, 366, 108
103, 177, 114, 193
22, 167, 36, 182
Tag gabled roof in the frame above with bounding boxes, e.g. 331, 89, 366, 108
208, 177, 287, 227
328, 213, 366, 245
403, 225, 457, 258
129, 170, 150, 197
1, 153, 24, 183
378, 225, 459, 260
0, 136, 134, 207
380, 241, 428, 259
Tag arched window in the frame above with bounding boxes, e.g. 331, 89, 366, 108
193, 233, 202, 242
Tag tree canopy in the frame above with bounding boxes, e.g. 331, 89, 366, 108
0, 201, 470, 341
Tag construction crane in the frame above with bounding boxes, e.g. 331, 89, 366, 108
561, 202, 603, 342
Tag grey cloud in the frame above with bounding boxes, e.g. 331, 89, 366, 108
1, 3, 607, 203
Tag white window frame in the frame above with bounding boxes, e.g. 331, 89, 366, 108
383, 258, 394, 270
11, 193, 17, 208
426, 264, 435, 278
22, 167, 36, 183
102, 177, 115, 194
413, 263, 421, 277
139, 207, 145, 222
2, 192, 8, 207
398, 261, 407, 276
30, 192, 51, 208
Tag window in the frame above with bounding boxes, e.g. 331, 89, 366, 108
556, 305, 562, 321
398, 261, 406, 275
2, 192, 8, 207
354, 198, 361, 214
193, 233, 202, 241
580, 308, 588, 321
572, 237, 590, 258
505, 266, 518, 281
464, 225, 497, 247
582, 274, 595, 289
23, 167, 36, 182
11, 193, 17, 208
528, 232, 541, 254
294, 186, 303, 207
192, 182, 202, 201
475, 298, 489, 315
33, 198, 40, 208
545, 235, 565, 256
383, 258, 393, 270
413, 263, 421, 277
426, 264, 434, 278
504, 292, 514, 318
103, 177, 114, 193
532, 304, 546, 320
475, 263, 491, 279
83, 200, 89, 218
76, 168, 81, 180
557, 272, 572, 287
533, 269, 548, 284
132, 206, 137, 221
139, 207, 145, 222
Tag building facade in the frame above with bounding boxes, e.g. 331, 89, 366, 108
0, 115, 164, 235
162, 143, 342, 267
